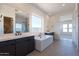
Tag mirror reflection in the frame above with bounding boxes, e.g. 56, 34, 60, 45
15, 11, 29, 33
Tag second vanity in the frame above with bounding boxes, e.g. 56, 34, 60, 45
0, 33, 35, 56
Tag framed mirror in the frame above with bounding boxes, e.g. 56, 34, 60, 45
15, 10, 29, 33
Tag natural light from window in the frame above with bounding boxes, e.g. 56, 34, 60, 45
69, 24, 72, 32
16, 23, 22, 32
32, 15, 42, 32
63, 24, 67, 32
63, 24, 72, 32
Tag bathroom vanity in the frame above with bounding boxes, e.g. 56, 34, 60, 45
16, 36, 35, 56
0, 33, 35, 56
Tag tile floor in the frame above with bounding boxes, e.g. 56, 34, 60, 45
27, 39, 79, 56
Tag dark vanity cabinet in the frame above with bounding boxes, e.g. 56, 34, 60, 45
0, 40, 16, 56
16, 36, 35, 56
0, 36, 35, 56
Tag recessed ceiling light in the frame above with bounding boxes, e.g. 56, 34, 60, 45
62, 4, 65, 6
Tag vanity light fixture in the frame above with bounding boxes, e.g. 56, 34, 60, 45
0, 14, 2, 18
0, 14, 2, 22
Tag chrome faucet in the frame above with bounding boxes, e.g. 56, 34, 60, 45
15, 31, 22, 36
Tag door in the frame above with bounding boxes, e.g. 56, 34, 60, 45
60, 20, 72, 39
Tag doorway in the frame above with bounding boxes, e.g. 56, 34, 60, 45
60, 20, 73, 41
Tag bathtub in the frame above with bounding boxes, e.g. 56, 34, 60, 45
35, 35, 53, 52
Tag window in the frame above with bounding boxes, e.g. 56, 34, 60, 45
32, 15, 42, 32
63, 24, 67, 32
16, 23, 22, 32
63, 24, 72, 32
69, 24, 72, 32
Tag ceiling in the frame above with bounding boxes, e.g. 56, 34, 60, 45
0, 3, 75, 16
32, 3, 75, 16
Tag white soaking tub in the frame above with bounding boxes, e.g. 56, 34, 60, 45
35, 35, 53, 52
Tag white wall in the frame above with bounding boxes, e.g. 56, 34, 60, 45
78, 4, 79, 52
0, 5, 16, 34
0, 4, 49, 34
44, 15, 50, 32
0, 5, 3, 34
0, 18, 3, 34
72, 4, 78, 49
49, 15, 60, 39
50, 11, 74, 40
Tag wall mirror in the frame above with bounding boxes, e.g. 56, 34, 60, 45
15, 10, 29, 33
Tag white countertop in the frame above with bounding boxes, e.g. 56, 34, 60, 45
0, 32, 39, 42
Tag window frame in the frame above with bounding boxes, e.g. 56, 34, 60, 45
31, 13, 44, 32
63, 23, 72, 33
63, 24, 68, 32
68, 24, 72, 32
16, 23, 23, 32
